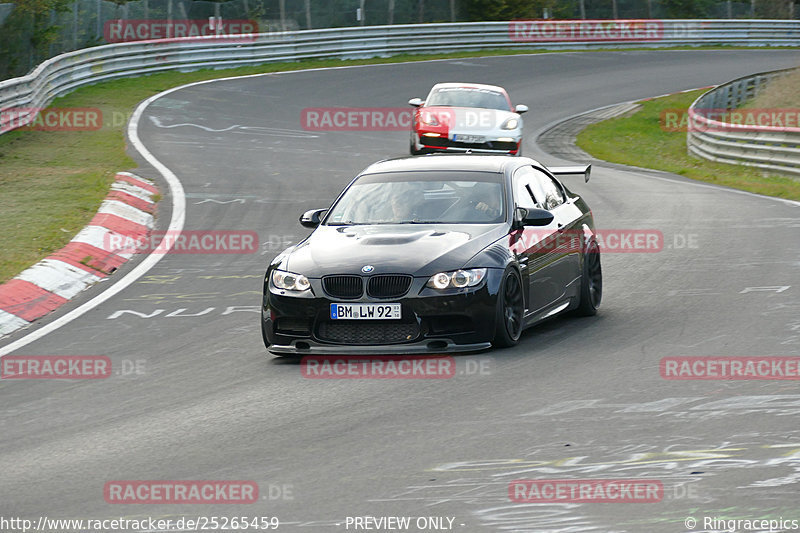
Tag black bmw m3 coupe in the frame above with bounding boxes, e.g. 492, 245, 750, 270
262, 155, 601, 355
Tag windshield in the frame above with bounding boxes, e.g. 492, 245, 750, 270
326, 171, 505, 225
425, 87, 511, 111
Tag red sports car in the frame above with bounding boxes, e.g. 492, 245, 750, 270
408, 83, 528, 155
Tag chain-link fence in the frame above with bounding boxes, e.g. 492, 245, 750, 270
1, 0, 797, 80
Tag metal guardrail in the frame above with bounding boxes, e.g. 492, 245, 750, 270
687, 67, 800, 177
1, 19, 800, 135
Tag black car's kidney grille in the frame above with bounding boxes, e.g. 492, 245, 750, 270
367, 275, 412, 299
323, 275, 363, 299
317, 321, 420, 345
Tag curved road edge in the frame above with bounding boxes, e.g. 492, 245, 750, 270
534, 90, 800, 209
0, 83, 193, 356
0, 63, 415, 356
0, 172, 158, 338
4, 61, 800, 356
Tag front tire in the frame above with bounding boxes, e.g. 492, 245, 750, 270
575, 239, 602, 316
410, 134, 423, 155
492, 268, 525, 348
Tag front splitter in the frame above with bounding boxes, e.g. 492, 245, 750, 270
268, 339, 492, 356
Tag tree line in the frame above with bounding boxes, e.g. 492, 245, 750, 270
1, 0, 797, 81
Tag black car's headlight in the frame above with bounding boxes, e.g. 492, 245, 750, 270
426, 268, 487, 290
501, 117, 519, 130
271, 269, 311, 292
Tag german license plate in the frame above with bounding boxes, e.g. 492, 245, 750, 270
453, 134, 484, 143
330, 303, 401, 320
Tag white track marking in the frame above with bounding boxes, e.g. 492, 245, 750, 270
15, 259, 103, 300
0, 311, 29, 336
96, 200, 154, 227
149, 115, 318, 138
148, 115, 240, 132
70, 225, 134, 257
110, 182, 156, 203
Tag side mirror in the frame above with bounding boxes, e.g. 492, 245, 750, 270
408, 97, 423, 107
515, 104, 528, 114
514, 207, 554, 227
299, 208, 327, 228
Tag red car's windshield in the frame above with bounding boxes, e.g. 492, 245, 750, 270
425, 87, 511, 111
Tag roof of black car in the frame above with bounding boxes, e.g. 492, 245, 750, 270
362, 154, 541, 175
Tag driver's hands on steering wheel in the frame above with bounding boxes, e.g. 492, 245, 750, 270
475, 201, 501, 217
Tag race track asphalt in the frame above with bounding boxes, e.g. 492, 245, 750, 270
2, 49, 800, 532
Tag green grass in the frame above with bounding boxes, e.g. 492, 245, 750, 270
744, 67, 800, 109
576, 89, 800, 201
0, 46, 797, 283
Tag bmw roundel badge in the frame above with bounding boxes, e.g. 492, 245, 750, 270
361, 265, 374, 273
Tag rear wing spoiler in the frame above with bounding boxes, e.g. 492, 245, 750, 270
549, 165, 591, 183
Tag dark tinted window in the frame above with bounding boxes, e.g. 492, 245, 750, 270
326, 171, 505, 225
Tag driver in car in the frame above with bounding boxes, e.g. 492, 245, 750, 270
469, 185, 502, 220
388, 189, 420, 222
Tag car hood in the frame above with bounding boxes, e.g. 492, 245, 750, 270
284, 224, 507, 277
421, 106, 520, 132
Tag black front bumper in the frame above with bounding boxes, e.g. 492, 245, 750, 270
420, 136, 519, 154
262, 271, 502, 355
267, 340, 491, 355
